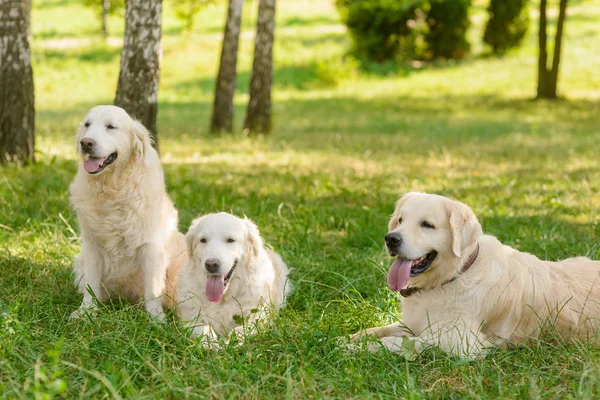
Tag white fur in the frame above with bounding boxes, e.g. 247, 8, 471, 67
177, 212, 291, 346
70, 105, 187, 320
351, 192, 600, 358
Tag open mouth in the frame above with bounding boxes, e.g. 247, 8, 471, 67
224, 260, 238, 287
83, 152, 117, 174
205, 260, 238, 303
387, 251, 438, 292
407, 251, 438, 277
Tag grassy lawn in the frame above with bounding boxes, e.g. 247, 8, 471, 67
1, 0, 600, 397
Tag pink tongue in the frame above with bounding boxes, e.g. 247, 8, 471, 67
206, 275, 225, 303
83, 157, 106, 173
387, 259, 413, 292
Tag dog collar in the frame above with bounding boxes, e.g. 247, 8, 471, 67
400, 243, 480, 298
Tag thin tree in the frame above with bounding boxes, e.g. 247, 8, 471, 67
244, 0, 276, 135
114, 0, 162, 149
102, 0, 110, 39
537, 0, 568, 99
210, 0, 244, 134
0, 0, 35, 164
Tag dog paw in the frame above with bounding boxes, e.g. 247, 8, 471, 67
69, 304, 98, 320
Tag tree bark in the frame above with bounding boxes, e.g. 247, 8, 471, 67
114, 0, 162, 150
244, 0, 276, 135
210, 0, 244, 134
102, 0, 110, 39
536, 0, 550, 98
537, 0, 568, 99
0, 0, 35, 164
549, 0, 568, 96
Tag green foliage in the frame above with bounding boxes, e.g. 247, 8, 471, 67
424, 0, 471, 60
484, 0, 530, 54
335, 0, 471, 62
170, 0, 217, 32
335, 0, 426, 62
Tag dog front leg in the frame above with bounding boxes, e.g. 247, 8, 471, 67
350, 322, 412, 341
70, 250, 105, 319
416, 323, 490, 359
139, 243, 167, 321
230, 309, 266, 343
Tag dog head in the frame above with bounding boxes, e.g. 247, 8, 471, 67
186, 212, 264, 303
75, 105, 151, 176
385, 192, 482, 291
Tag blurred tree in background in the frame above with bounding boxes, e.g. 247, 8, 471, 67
211, 0, 244, 134
483, 0, 529, 55
335, 0, 471, 63
425, 0, 470, 60
537, 0, 568, 99
114, 0, 162, 149
335, 0, 424, 62
172, 0, 216, 33
84, 0, 124, 38
244, 0, 276, 135
0, 0, 35, 165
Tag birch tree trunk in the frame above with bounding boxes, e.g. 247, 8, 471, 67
537, 0, 568, 99
114, 0, 162, 150
0, 0, 35, 164
244, 0, 276, 135
210, 0, 244, 134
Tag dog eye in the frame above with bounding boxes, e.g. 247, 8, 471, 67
199, 238, 207, 243
227, 238, 236, 243
84, 122, 90, 128
106, 124, 116, 130
398, 217, 403, 224
421, 221, 435, 229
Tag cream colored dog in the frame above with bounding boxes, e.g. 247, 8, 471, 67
70, 105, 187, 320
351, 192, 600, 358
177, 213, 291, 345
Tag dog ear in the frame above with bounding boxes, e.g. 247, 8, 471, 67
130, 120, 152, 158
388, 192, 419, 232
244, 218, 264, 261
186, 216, 206, 257
447, 199, 482, 258
74, 121, 87, 153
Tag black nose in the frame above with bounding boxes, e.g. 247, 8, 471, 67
80, 138, 96, 153
385, 232, 402, 248
205, 258, 220, 274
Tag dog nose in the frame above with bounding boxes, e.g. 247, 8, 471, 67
205, 258, 220, 274
385, 232, 402, 247
80, 138, 96, 152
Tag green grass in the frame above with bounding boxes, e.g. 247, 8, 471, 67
1, 0, 600, 397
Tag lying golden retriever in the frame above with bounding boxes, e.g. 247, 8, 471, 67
351, 192, 600, 357
177, 213, 291, 346
70, 105, 187, 320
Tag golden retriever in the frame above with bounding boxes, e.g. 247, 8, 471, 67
350, 192, 600, 357
177, 213, 291, 345
70, 105, 187, 320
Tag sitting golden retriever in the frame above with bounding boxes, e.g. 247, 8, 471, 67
177, 213, 291, 346
351, 192, 600, 357
70, 105, 187, 320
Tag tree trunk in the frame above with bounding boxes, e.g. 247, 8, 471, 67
549, 0, 568, 97
536, 0, 568, 99
114, 0, 162, 150
244, 0, 276, 136
102, 0, 110, 39
210, 0, 244, 134
0, 0, 35, 165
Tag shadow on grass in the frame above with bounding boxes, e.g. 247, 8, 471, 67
33, 45, 122, 64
